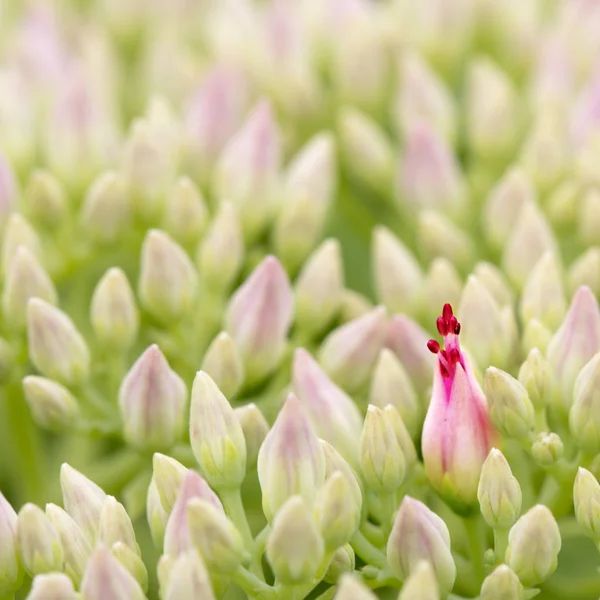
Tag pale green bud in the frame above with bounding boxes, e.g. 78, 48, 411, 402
152, 453, 187, 514
0, 492, 21, 595
531, 432, 564, 468
45, 503, 91, 586
506, 505, 561, 586
234, 403, 269, 468
110, 542, 148, 592
162, 549, 215, 600
573, 467, 600, 539
578, 189, 600, 246
3, 246, 57, 330
189, 371, 247, 489
369, 349, 420, 439
27, 299, 90, 386
546, 179, 579, 232
99, 497, 139, 554
518, 349, 549, 411
521, 318, 552, 356
25, 170, 66, 228
16, 504, 63, 577
568, 247, 600, 297
339, 289, 373, 323
163, 177, 208, 246
187, 498, 245, 574
26, 573, 77, 600
334, 574, 377, 599
383, 405, 418, 472
201, 332, 244, 399
360, 405, 406, 493
398, 561, 440, 600
146, 480, 168, 549
372, 226, 422, 315
139, 229, 198, 322
480, 565, 524, 600
473, 262, 514, 308
320, 440, 364, 513
419, 210, 473, 271
90, 268, 139, 349
484, 368, 535, 441
267, 496, 324, 585
1, 213, 41, 275
22, 376, 79, 432
80, 172, 130, 243
314, 472, 361, 550
295, 239, 344, 336
323, 544, 355, 584
424, 258, 462, 323
570, 352, 600, 454
196, 202, 244, 293
477, 449, 522, 529
60, 463, 107, 543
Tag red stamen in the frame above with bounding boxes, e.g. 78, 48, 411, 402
454, 322, 461, 335
448, 348, 460, 365
449, 315, 457, 331
436, 317, 448, 336
442, 303, 453, 321
427, 339, 440, 354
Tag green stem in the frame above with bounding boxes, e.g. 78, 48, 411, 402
232, 565, 276, 600
378, 490, 398, 535
350, 531, 388, 570
464, 516, 485, 585
361, 521, 386, 546
314, 587, 336, 600
493, 528, 509, 563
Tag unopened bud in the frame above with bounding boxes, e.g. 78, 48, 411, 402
473, 262, 514, 308
506, 505, 561, 586
574, 468, 600, 540
546, 179, 580, 232
16, 504, 63, 576
25, 170, 66, 228
152, 453, 187, 514
27, 299, 90, 385
383, 405, 418, 472
569, 247, 600, 297
398, 561, 440, 600
201, 332, 244, 399
340, 289, 373, 323
163, 177, 208, 246
139, 230, 198, 322
190, 371, 246, 489
2, 214, 41, 275
147, 480, 168, 549
162, 549, 215, 600
233, 404, 269, 468
570, 353, 600, 454
518, 349, 550, 411
424, 258, 462, 322
266, 496, 324, 585
320, 441, 364, 512
531, 432, 564, 468
521, 318, 552, 356
480, 565, 524, 600
0, 493, 20, 595
22, 376, 78, 432
0, 153, 17, 230
26, 573, 77, 600
99, 497, 138, 554
324, 545, 355, 584
110, 542, 148, 591
196, 202, 244, 293
334, 574, 377, 599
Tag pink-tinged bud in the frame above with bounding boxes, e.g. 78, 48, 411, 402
293, 349, 363, 466
387, 314, 436, 392
257, 394, 326, 521
185, 66, 249, 184
225, 256, 293, 385
372, 226, 423, 315
26, 573, 77, 600
423, 258, 462, 324
0, 152, 17, 229
399, 122, 467, 217
164, 470, 223, 557
422, 304, 496, 510
118, 345, 188, 450
214, 100, 282, 241
162, 549, 216, 600
387, 496, 456, 592
0, 492, 21, 595
547, 286, 600, 411
60, 463, 106, 543
318, 306, 388, 392
81, 545, 145, 600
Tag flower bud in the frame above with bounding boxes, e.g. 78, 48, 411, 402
162, 549, 215, 600
547, 286, 600, 411
369, 349, 420, 438
320, 440, 364, 512
3, 246, 57, 331
506, 505, 561, 586
90, 268, 139, 349
138, 230, 198, 322
22, 376, 78, 432
163, 177, 208, 246
273, 133, 336, 272
372, 226, 422, 315
147, 480, 168, 549
152, 453, 187, 514
398, 561, 440, 600
201, 332, 244, 399
164, 470, 223, 557
60, 463, 106, 543
360, 405, 406, 493
45, 503, 91, 586
26, 573, 77, 600
225, 256, 293, 385
27, 299, 90, 385
480, 565, 524, 600
383, 405, 418, 471
521, 318, 552, 356
473, 262, 514, 308
502, 201, 557, 290
81, 545, 145, 600
484, 368, 535, 441
80, 171, 130, 243
2, 214, 41, 275
574, 467, 600, 539
196, 202, 244, 293
518, 349, 550, 411
318, 306, 388, 392
424, 258, 463, 323
295, 239, 344, 336
16, 504, 63, 576
568, 247, 600, 297
324, 545, 355, 584
258, 394, 326, 521
233, 404, 269, 468
531, 432, 564, 468
99, 497, 138, 554
118, 345, 188, 450
0, 492, 20, 595
187, 498, 245, 574
190, 371, 247, 489
340, 289, 373, 323
110, 542, 148, 591
334, 574, 377, 599
477, 449, 522, 529
214, 100, 281, 241
25, 170, 66, 229
293, 349, 363, 466
266, 496, 324, 584
570, 352, 600, 453
387, 496, 456, 592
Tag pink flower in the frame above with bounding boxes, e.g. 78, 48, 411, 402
421, 304, 496, 510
